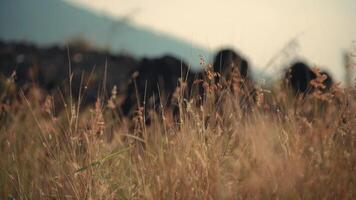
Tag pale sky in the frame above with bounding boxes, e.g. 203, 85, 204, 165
67, 0, 356, 82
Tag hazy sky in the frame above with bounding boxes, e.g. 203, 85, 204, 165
67, 0, 356, 81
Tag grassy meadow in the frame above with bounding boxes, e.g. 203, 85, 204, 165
0, 63, 355, 199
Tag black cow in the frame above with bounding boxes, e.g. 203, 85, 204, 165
213, 49, 249, 82
286, 62, 316, 94
285, 62, 334, 95
212, 49, 256, 112
0, 42, 40, 88
34, 45, 138, 106
121, 55, 190, 123
0, 41, 138, 111
319, 71, 334, 91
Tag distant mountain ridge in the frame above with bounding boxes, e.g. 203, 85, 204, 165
0, 0, 211, 68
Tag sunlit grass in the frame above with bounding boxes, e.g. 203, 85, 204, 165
0, 65, 355, 199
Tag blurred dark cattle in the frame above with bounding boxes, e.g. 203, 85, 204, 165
319, 71, 334, 91
0, 41, 40, 88
35, 46, 138, 105
121, 55, 190, 122
212, 48, 256, 112
285, 61, 334, 95
286, 62, 315, 94
185, 70, 206, 104
213, 48, 250, 81
0, 41, 137, 110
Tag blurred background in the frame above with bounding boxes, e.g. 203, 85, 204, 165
0, 0, 355, 83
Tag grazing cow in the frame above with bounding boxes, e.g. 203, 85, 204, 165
286, 62, 316, 94
319, 71, 334, 91
212, 49, 256, 112
285, 62, 334, 95
186, 70, 206, 101
0, 42, 40, 88
0, 41, 138, 111
121, 55, 190, 123
213, 49, 249, 82
35, 46, 138, 106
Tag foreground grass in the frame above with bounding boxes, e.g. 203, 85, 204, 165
0, 80, 355, 199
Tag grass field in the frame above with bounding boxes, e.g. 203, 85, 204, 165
0, 65, 355, 199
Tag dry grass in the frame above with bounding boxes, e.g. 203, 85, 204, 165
0, 66, 355, 199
